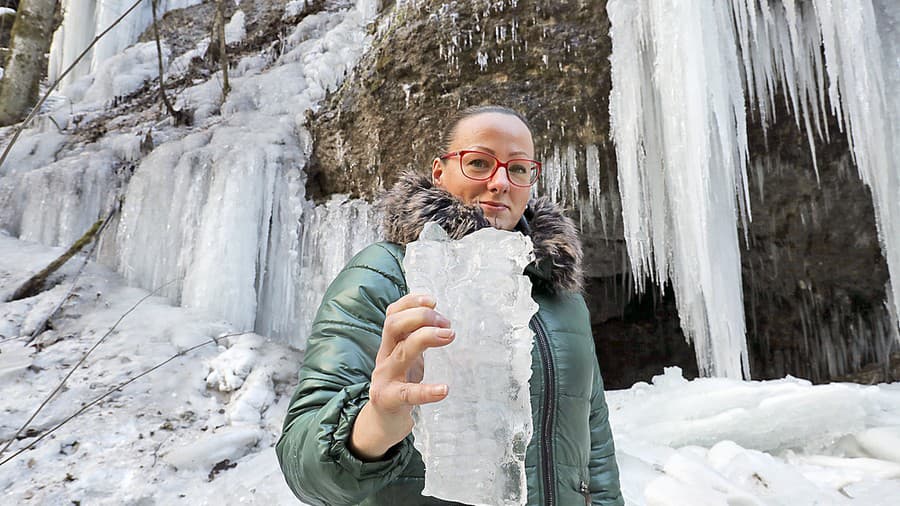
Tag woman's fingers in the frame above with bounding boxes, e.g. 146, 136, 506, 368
353, 293, 452, 458
384, 308, 450, 341
387, 326, 454, 371
373, 326, 454, 381
378, 298, 450, 362
369, 293, 454, 413
385, 292, 435, 316
372, 381, 449, 412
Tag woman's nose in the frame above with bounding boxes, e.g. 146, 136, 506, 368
487, 166, 511, 192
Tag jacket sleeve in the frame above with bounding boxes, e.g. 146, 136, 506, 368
588, 357, 624, 506
276, 244, 412, 505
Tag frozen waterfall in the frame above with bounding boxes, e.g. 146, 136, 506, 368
2, 2, 381, 349
607, 0, 900, 378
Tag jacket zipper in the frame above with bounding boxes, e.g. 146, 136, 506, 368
580, 480, 591, 505
531, 314, 556, 506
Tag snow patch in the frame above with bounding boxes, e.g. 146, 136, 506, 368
205, 334, 263, 392
224, 10, 247, 45
162, 425, 263, 471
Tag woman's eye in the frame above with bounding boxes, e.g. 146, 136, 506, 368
509, 164, 528, 174
467, 158, 491, 169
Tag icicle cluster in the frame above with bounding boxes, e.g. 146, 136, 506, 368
608, 0, 751, 378
607, 0, 899, 378
537, 143, 621, 239
286, 196, 379, 347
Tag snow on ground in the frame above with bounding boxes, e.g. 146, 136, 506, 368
0, 234, 305, 505
2, 235, 900, 505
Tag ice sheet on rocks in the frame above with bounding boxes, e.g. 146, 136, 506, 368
405, 222, 538, 506
610, 367, 900, 505
48, 0, 202, 88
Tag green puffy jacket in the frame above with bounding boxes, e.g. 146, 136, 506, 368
277, 174, 623, 506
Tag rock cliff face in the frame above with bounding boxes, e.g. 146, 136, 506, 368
307, 0, 892, 386
307, 0, 612, 202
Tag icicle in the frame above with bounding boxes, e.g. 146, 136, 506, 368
586, 144, 603, 214
538, 143, 580, 208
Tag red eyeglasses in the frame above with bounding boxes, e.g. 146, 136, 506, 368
439, 150, 542, 187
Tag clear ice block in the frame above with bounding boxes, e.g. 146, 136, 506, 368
404, 222, 538, 506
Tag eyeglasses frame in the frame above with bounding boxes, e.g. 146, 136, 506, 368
438, 150, 542, 187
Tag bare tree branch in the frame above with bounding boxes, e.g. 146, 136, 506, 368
151, 0, 190, 125
7, 205, 118, 303
25, 205, 120, 342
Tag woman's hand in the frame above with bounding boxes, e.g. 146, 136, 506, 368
349, 293, 455, 460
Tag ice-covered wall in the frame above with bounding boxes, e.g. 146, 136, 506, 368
607, 0, 900, 378
48, 0, 202, 89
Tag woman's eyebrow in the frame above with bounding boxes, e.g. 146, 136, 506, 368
470, 145, 530, 157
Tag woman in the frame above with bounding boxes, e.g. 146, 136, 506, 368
277, 106, 623, 506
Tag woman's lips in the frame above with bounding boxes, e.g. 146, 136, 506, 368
478, 201, 509, 211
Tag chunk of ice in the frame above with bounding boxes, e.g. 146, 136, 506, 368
404, 222, 538, 506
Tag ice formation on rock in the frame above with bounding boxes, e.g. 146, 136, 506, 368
48, 0, 203, 88
607, 0, 900, 378
405, 223, 538, 506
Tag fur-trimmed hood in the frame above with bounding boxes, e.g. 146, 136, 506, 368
376, 172, 584, 293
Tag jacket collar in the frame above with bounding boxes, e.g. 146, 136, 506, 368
376, 172, 583, 293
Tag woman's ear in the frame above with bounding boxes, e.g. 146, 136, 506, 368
432, 157, 444, 187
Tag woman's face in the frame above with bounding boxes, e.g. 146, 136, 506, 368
432, 112, 534, 231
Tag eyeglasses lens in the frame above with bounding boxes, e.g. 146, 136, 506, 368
460, 152, 538, 186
